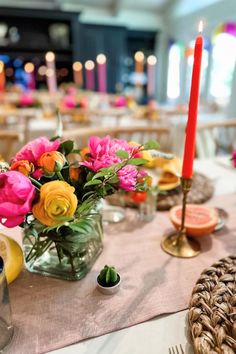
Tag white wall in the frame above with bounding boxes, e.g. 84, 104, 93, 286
166, 0, 236, 43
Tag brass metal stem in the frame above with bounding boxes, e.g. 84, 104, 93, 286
161, 177, 200, 258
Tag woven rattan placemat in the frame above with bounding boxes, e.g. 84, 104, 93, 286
188, 256, 236, 354
157, 172, 214, 210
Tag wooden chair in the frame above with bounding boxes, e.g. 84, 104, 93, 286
0, 131, 23, 162
62, 125, 171, 152
196, 119, 236, 158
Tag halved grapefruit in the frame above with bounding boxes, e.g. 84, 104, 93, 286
169, 204, 218, 236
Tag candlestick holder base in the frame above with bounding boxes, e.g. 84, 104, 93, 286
161, 177, 200, 258
161, 229, 200, 258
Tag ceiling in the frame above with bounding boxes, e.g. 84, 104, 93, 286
0, 0, 225, 32
0, 0, 173, 12
68, 0, 170, 11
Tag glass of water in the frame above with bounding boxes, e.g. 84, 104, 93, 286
0, 256, 14, 352
138, 190, 157, 222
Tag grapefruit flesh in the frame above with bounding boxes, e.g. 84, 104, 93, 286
170, 204, 218, 236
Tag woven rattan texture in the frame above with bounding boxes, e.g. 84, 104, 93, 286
157, 172, 214, 210
189, 256, 236, 354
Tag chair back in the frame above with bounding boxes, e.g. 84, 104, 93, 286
62, 125, 171, 152
0, 131, 23, 162
197, 119, 236, 158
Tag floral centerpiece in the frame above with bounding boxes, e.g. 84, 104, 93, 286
16, 92, 41, 108
0, 135, 160, 281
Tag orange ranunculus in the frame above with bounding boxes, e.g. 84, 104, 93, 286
69, 165, 81, 181
32, 181, 78, 226
10, 160, 34, 176
80, 147, 90, 161
37, 151, 65, 174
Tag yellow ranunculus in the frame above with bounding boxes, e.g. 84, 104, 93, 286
32, 181, 78, 226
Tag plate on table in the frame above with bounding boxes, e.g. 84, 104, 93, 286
214, 207, 229, 232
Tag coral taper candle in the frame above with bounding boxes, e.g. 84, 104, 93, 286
182, 21, 203, 178
73, 61, 83, 88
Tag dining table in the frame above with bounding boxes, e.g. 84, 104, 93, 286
3, 155, 236, 354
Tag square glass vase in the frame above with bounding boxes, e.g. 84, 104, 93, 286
23, 213, 103, 281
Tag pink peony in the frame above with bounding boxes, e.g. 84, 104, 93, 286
117, 165, 138, 191
0, 171, 35, 227
14, 137, 60, 178
81, 135, 136, 172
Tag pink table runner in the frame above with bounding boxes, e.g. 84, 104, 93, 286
6, 194, 236, 354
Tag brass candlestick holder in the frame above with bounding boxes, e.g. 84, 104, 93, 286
161, 177, 200, 258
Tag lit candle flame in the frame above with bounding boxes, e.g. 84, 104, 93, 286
45, 51, 55, 62
24, 62, 34, 73
198, 20, 203, 34
0, 61, 4, 73
73, 61, 83, 72
134, 51, 144, 63
85, 60, 95, 70
147, 55, 157, 66
96, 54, 106, 65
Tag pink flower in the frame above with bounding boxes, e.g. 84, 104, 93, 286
79, 98, 88, 109
19, 93, 34, 107
232, 150, 236, 168
14, 137, 60, 178
67, 87, 77, 95
63, 95, 77, 109
117, 165, 138, 191
114, 96, 126, 108
81, 135, 135, 172
0, 171, 35, 227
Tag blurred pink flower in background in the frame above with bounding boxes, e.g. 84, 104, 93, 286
63, 95, 77, 109
232, 150, 236, 168
114, 96, 126, 108
19, 93, 34, 106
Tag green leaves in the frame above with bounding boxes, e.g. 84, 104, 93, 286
116, 150, 129, 159
58, 140, 74, 155
143, 140, 160, 150
129, 158, 148, 165
84, 179, 102, 187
